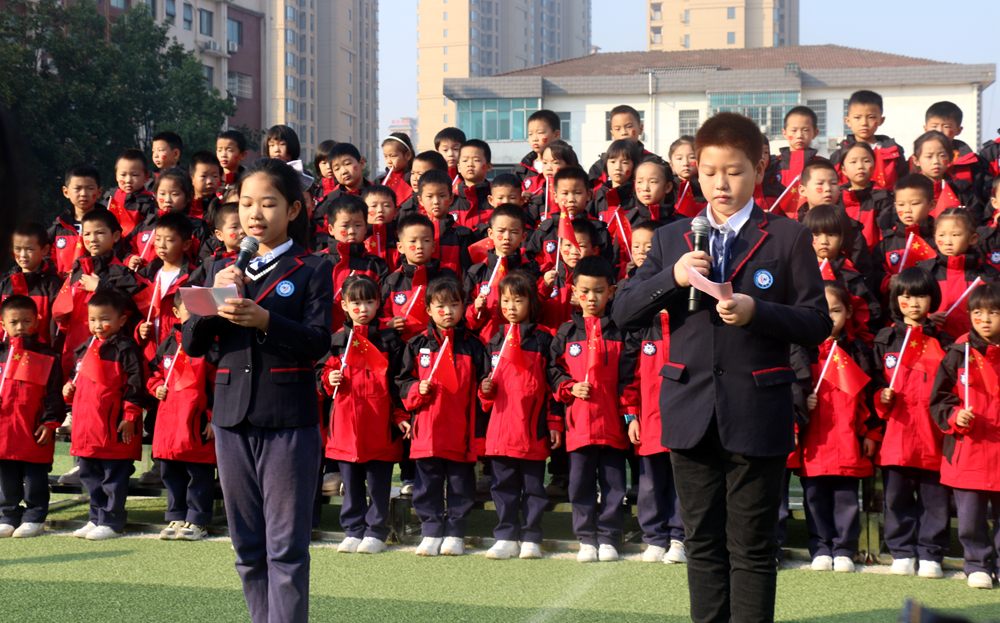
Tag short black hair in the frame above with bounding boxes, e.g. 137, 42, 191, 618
610, 105, 642, 125
461, 139, 492, 164
413, 150, 449, 171
968, 281, 1000, 314
214, 202, 239, 230
636, 157, 674, 181
895, 173, 935, 202
13, 221, 51, 247
361, 184, 398, 205
553, 166, 589, 190
837, 141, 875, 168
527, 110, 561, 133
571, 217, 599, 248
543, 140, 579, 168
152, 131, 183, 152
848, 90, 883, 113
314, 139, 339, 173
490, 173, 521, 191
668, 136, 694, 159
935, 207, 976, 236
381, 132, 414, 154
81, 208, 122, 233
824, 280, 852, 311
330, 194, 367, 221
155, 211, 194, 240
606, 139, 642, 166
189, 151, 222, 175
914, 131, 954, 161
398, 213, 434, 238
218, 129, 248, 153
87, 290, 128, 316
434, 127, 467, 148
888, 267, 941, 317
341, 274, 379, 303
65, 163, 101, 187
925, 101, 963, 125
152, 167, 195, 203
417, 169, 451, 195
489, 204, 527, 229
426, 277, 464, 306
632, 219, 661, 235
572, 255, 615, 286
695, 112, 763, 168
0, 294, 38, 318
802, 205, 854, 258
498, 270, 542, 322
173, 290, 184, 308
117, 148, 149, 175
784, 105, 818, 130
328, 142, 362, 163
264, 125, 301, 161
800, 159, 838, 186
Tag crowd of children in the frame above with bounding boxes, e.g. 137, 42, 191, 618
1, 93, 1000, 589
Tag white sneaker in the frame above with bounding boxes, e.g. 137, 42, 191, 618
12, 523, 45, 538
415, 537, 443, 556
0, 524, 15, 538
642, 545, 667, 563
400, 480, 415, 496
486, 540, 520, 560
598, 544, 619, 562
577, 544, 598, 563
890, 557, 917, 576
356, 537, 387, 554
519, 542, 543, 559
811, 555, 833, 571
73, 522, 98, 538
338, 536, 362, 553
159, 520, 185, 540
321, 473, 344, 495
86, 525, 122, 541
665, 539, 687, 564
833, 556, 855, 572
968, 571, 994, 589
918, 560, 944, 579
178, 524, 208, 541
440, 536, 466, 556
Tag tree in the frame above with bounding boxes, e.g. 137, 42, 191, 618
0, 0, 236, 219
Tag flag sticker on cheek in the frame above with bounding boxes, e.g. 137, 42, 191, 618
437, 310, 446, 316
900, 302, 908, 309
409, 245, 416, 251
352, 308, 360, 314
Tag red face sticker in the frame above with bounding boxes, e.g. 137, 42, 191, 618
501, 307, 508, 314
631, 130, 637, 136
229, 232, 238, 239
103, 323, 111, 330
579, 294, 588, 301
352, 308, 360, 314
900, 302, 908, 309
437, 309, 446, 316
409, 245, 416, 251
353, 166, 359, 171
541, 137, 548, 143
339, 230, 348, 237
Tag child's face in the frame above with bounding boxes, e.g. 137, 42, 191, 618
606, 155, 633, 186
924, 116, 962, 140
934, 217, 976, 257
342, 296, 379, 326
87, 305, 126, 340
1, 308, 38, 338
800, 169, 841, 207
428, 296, 462, 330
812, 232, 842, 260
561, 233, 596, 268
895, 188, 934, 226
971, 307, 1000, 343
317, 159, 333, 179
215, 214, 245, 252
670, 143, 697, 180
845, 103, 884, 142
12, 234, 49, 272
762, 141, 771, 162
781, 114, 816, 151
173, 300, 191, 324
82, 220, 120, 256
825, 290, 851, 338
898, 292, 932, 324
216, 138, 246, 172
116, 158, 149, 194
239, 172, 301, 251
841, 146, 874, 188
330, 155, 365, 188
555, 179, 590, 215
151, 140, 180, 170
572, 275, 614, 318
419, 182, 453, 219
382, 143, 411, 172
634, 162, 671, 206
154, 226, 191, 265
698, 146, 765, 217
459, 146, 492, 184
365, 194, 397, 225
917, 139, 951, 182
630, 228, 654, 268
500, 288, 531, 324
62, 176, 102, 212
192, 163, 221, 198
527, 120, 559, 155
487, 185, 524, 207
488, 215, 526, 256
329, 211, 367, 244
156, 178, 188, 212
437, 139, 463, 167
610, 113, 642, 142
268, 139, 291, 161
397, 224, 435, 265
540, 149, 567, 180
409, 159, 435, 193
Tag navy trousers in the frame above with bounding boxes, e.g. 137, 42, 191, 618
953, 488, 1000, 576
489, 456, 548, 543
882, 466, 951, 563
800, 475, 861, 559
338, 460, 394, 541
568, 445, 626, 547
638, 453, 685, 547
77, 457, 133, 531
413, 457, 475, 538
214, 421, 322, 623
160, 459, 216, 526
776, 469, 792, 558
0, 460, 51, 525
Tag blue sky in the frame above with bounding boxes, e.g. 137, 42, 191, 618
378, 1, 999, 149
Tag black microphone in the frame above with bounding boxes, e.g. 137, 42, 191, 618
233, 236, 259, 276
689, 217, 711, 312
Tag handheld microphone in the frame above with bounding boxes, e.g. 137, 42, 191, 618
689, 217, 711, 312
233, 236, 259, 276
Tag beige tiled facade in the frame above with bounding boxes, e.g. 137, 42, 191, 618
647, 0, 798, 52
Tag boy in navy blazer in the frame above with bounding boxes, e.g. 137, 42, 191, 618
614, 112, 831, 623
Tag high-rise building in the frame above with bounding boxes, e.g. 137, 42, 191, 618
415, 0, 591, 152
388, 117, 419, 147
648, 0, 798, 52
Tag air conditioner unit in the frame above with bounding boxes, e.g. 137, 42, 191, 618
227, 40, 238, 54
203, 40, 221, 53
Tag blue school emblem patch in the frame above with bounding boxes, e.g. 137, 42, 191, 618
491, 353, 500, 368
545, 240, 557, 254
394, 292, 407, 306
141, 231, 152, 243
568, 343, 583, 357
754, 270, 774, 290
889, 252, 901, 266
56, 237, 67, 249
163, 356, 174, 370
991, 251, 1000, 265
276, 280, 295, 297
419, 353, 431, 368
642, 342, 657, 356
550, 287, 559, 299
884, 354, 898, 370
524, 179, 532, 190
960, 373, 968, 386
450, 212, 459, 221
479, 284, 491, 296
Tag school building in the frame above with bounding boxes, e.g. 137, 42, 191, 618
441, 45, 996, 174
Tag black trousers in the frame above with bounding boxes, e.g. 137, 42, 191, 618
953, 488, 1000, 576
338, 460, 394, 541
78, 457, 134, 531
160, 459, 216, 526
490, 456, 548, 543
0, 460, 51, 525
671, 424, 786, 623
568, 445, 627, 547
413, 457, 475, 538
800, 475, 861, 559
882, 465, 951, 563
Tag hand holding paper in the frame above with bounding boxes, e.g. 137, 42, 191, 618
180, 286, 239, 317
683, 264, 733, 301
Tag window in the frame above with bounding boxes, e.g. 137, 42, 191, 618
709, 91, 800, 138
684, 34, 689, 48
443, 11, 447, 19
286, 6, 296, 21
443, 114, 448, 123
727, 32, 735, 44
111, 0, 126, 8
606, 110, 645, 141
286, 75, 296, 90
444, 63, 448, 71
843, 100, 850, 135
773, 33, 778, 46
165, 0, 176, 23
471, 27, 479, 39
202, 65, 214, 88
443, 29, 448, 37
650, 2, 661, 20
557, 112, 571, 141
198, 9, 213, 36
286, 52, 296, 67
805, 100, 827, 136
286, 29, 295, 43
443, 46, 448, 54
286, 99, 296, 113
684, 9, 689, 23
227, 18, 242, 44
183, 3, 193, 30
679, 110, 699, 135
728, 7, 735, 19
228, 72, 253, 99
300, 103, 307, 119
348, 72, 352, 84
456, 98, 542, 141
349, 94, 353, 105
774, 7, 779, 22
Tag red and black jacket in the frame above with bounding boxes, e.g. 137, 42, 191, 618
930, 176, 983, 225
0, 336, 65, 464
189, 247, 238, 286
397, 323, 489, 463
101, 188, 157, 238
830, 135, 910, 191
839, 183, 894, 252
451, 180, 494, 233
462, 251, 541, 344
429, 215, 474, 278
978, 132, 1000, 200
315, 241, 390, 330
523, 212, 616, 273
625, 311, 672, 456
379, 259, 459, 344
480, 321, 559, 461
312, 178, 373, 250
0, 263, 63, 345
126, 207, 212, 266
763, 147, 824, 201
364, 222, 401, 273
872, 217, 937, 297
536, 262, 576, 333
915, 251, 999, 338
824, 254, 883, 345
48, 210, 87, 276
397, 195, 422, 222
514, 150, 543, 184
945, 139, 987, 204
311, 175, 339, 202
188, 195, 217, 221
587, 180, 638, 221
135, 257, 196, 358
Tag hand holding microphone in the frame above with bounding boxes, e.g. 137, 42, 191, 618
672, 217, 713, 305
214, 236, 259, 291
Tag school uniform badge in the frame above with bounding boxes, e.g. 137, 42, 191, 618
491, 353, 500, 368
479, 284, 491, 295
884, 354, 898, 369
164, 356, 174, 370
642, 342, 657, 356
545, 240, 557, 254
450, 212, 459, 221
550, 287, 559, 299
276, 280, 295, 297
523, 179, 532, 190
960, 373, 968, 386
889, 252, 901, 266
419, 353, 431, 368
754, 270, 774, 290
56, 237, 67, 249
141, 231, 152, 243
568, 343, 582, 357
990, 250, 1000, 265
394, 292, 407, 306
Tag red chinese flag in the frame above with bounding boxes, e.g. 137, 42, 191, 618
676, 181, 701, 218
383, 168, 413, 206
606, 187, 621, 209
52, 276, 76, 318
931, 181, 963, 217
132, 279, 157, 319
899, 330, 946, 374
824, 343, 869, 397
108, 190, 139, 238
170, 347, 200, 392
558, 205, 580, 251
788, 150, 806, 182
468, 237, 495, 265
8, 349, 55, 383
432, 337, 460, 393
585, 318, 601, 381
819, 259, 836, 281
771, 176, 802, 218
901, 232, 937, 269
967, 347, 1000, 397
872, 150, 888, 190
78, 338, 105, 385
344, 331, 389, 375
500, 325, 527, 373
604, 208, 633, 251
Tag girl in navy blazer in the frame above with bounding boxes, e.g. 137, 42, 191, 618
183, 159, 334, 623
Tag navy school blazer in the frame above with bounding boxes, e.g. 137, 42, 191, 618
612, 205, 832, 457
182, 242, 335, 429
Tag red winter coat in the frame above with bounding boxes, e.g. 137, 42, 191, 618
0, 337, 65, 463
916, 252, 999, 339
135, 258, 195, 360
0, 264, 62, 345
626, 312, 673, 456
379, 259, 459, 343
463, 251, 541, 344
537, 263, 575, 333
315, 242, 389, 330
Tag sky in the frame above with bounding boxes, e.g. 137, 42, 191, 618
378, 1, 1000, 159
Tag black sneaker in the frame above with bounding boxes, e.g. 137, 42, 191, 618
545, 475, 569, 498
